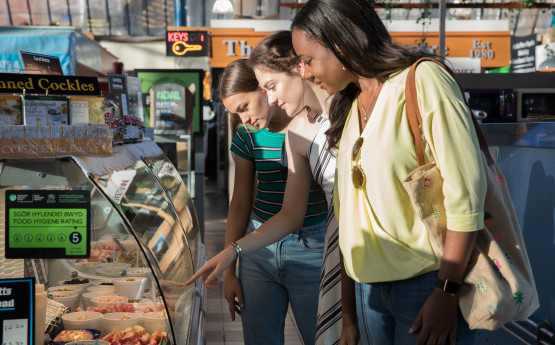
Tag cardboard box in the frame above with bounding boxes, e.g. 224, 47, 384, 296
24, 95, 68, 125
68, 96, 105, 125
0, 94, 22, 125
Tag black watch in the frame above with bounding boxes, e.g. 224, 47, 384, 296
435, 278, 460, 296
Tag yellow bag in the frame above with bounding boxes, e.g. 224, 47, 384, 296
402, 58, 539, 330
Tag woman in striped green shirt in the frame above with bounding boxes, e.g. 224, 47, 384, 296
211, 58, 328, 345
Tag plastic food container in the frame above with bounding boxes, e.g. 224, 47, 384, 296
81, 292, 118, 308
66, 341, 110, 345
61, 311, 103, 330
113, 277, 147, 300
91, 295, 128, 308
58, 279, 92, 295
50, 329, 100, 345
48, 285, 83, 295
141, 311, 169, 334
95, 263, 131, 278
74, 261, 102, 274
49, 291, 80, 310
87, 285, 116, 293
101, 312, 143, 334
125, 267, 152, 287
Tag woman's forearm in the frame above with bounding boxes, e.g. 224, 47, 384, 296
438, 229, 478, 286
235, 206, 306, 255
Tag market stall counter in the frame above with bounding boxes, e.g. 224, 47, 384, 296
0, 140, 206, 345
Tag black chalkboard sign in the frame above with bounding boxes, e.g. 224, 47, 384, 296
108, 74, 129, 116
0, 278, 35, 345
510, 34, 536, 73
19, 51, 63, 76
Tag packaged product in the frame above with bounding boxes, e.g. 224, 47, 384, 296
11, 125, 24, 138
0, 126, 10, 138
0, 94, 22, 125
74, 125, 86, 138
86, 125, 97, 138
62, 125, 74, 138
24, 125, 38, 138
23, 95, 68, 125
37, 125, 50, 138
68, 96, 106, 125
51, 125, 63, 138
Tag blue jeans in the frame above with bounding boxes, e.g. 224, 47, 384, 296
239, 216, 326, 345
355, 270, 477, 345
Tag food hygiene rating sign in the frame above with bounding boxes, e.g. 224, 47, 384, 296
5, 190, 90, 259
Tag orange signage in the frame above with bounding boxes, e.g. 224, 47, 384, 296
172, 27, 510, 69
209, 28, 272, 68
390, 31, 510, 68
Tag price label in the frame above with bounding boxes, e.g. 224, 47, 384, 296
2, 319, 27, 345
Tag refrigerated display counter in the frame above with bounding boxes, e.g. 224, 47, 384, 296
0, 141, 206, 344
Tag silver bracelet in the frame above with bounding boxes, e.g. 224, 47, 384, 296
229, 242, 242, 259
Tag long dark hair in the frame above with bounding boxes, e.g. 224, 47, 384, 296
217, 59, 260, 133
292, 0, 442, 148
249, 30, 298, 76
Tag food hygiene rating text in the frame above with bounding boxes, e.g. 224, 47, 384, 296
12, 210, 84, 225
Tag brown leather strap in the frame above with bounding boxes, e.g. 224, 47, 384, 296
405, 57, 494, 167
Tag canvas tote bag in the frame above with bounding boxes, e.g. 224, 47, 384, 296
402, 58, 539, 330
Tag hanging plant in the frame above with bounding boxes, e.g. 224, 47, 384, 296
415, 0, 434, 52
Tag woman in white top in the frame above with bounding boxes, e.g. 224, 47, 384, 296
186, 30, 359, 345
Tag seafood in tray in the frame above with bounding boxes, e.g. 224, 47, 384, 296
101, 325, 167, 345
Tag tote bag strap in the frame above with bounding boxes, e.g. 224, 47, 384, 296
405, 57, 495, 167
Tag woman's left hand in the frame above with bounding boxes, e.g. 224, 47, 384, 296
409, 289, 459, 345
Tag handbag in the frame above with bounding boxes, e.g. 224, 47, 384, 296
402, 58, 539, 330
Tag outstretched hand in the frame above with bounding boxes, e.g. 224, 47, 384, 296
185, 246, 237, 288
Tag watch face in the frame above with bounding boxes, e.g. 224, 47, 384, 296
444, 280, 460, 295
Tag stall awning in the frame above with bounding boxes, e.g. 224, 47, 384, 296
0, 27, 77, 75
0, 27, 118, 77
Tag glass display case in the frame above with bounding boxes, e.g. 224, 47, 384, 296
0, 141, 205, 345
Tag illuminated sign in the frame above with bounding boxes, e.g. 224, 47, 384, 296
166, 31, 210, 57
5, 190, 91, 259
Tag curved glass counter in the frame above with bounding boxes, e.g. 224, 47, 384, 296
0, 141, 204, 344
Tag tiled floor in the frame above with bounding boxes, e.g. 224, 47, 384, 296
203, 180, 304, 345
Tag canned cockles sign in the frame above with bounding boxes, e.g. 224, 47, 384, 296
0, 73, 100, 95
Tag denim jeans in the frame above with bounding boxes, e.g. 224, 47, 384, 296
239, 216, 326, 345
355, 270, 477, 345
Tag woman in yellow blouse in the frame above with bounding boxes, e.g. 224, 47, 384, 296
291, 1, 487, 344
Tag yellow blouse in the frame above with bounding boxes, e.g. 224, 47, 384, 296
335, 61, 486, 283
